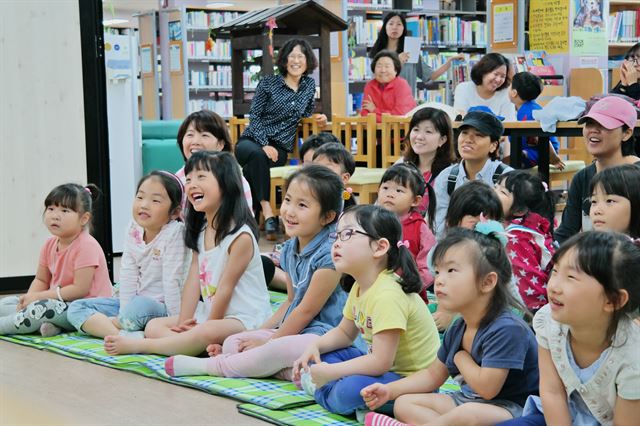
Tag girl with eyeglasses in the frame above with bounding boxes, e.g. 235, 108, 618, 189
164, 165, 349, 383
611, 42, 640, 100
292, 205, 440, 418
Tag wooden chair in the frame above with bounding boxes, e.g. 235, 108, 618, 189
294, 117, 320, 161
380, 114, 411, 168
228, 117, 249, 149
331, 114, 377, 168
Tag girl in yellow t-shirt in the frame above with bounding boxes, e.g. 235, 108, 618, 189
293, 205, 440, 417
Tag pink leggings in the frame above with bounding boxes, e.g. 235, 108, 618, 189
206, 329, 320, 380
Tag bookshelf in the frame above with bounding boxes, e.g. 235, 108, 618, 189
346, 0, 487, 114
608, 1, 640, 54
181, 8, 248, 119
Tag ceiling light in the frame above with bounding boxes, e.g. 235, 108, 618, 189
206, 2, 235, 8
103, 19, 129, 26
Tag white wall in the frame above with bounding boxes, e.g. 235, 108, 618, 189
0, 0, 87, 277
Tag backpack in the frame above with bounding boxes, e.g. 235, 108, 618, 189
447, 163, 508, 196
579, 93, 640, 120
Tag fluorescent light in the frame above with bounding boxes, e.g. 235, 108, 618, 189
103, 19, 129, 26
206, 2, 235, 8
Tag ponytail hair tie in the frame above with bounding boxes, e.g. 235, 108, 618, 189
343, 187, 353, 200
84, 187, 92, 195
397, 240, 410, 249
628, 236, 640, 247
474, 218, 509, 247
542, 181, 549, 192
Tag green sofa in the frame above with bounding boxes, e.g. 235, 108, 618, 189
141, 120, 184, 175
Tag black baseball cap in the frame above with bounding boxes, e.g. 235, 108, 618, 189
459, 111, 504, 141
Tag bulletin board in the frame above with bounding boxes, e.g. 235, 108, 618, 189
330, 32, 342, 62
490, 0, 518, 50
169, 41, 183, 74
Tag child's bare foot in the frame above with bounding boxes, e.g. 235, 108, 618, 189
206, 343, 223, 357
104, 335, 142, 355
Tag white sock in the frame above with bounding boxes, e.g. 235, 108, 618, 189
40, 323, 62, 337
165, 355, 209, 377
300, 370, 317, 395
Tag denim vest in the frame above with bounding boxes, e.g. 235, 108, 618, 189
279, 225, 347, 335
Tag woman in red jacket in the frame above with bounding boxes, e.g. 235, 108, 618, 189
361, 50, 416, 122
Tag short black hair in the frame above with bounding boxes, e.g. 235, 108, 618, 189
590, 164, 640, 238
470, 53, 511, 90
299, 133, 340, 162
312, 142, 356, 175
177, 110, 231, 161
446, 181, 504, 229
276, 38, 317, 77
511, 72, 543, 102
370, 50, 402, 76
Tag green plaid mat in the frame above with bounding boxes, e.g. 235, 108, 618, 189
0, 290, 313, 410
237, 377, 460, 426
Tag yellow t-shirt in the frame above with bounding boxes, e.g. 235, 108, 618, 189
343, 270, 440, 376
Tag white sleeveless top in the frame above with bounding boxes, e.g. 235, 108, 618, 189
194, 224, 271, 330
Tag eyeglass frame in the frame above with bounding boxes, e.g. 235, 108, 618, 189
626, 55, 640, 65
329, 228, 375, 242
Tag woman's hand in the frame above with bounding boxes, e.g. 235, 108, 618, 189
621, 60, 639, 86
313, 113, 327, 127
238, 337, 268, 352
361, 382, 392, 410
262, 145, 279, 162
362, 96, 376, 113
170, 318, 197, 333
292, 343, 321, 381
398, 52, 410, 64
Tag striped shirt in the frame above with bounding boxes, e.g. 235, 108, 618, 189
242, 74, 316, 152
118, 220, 188, 316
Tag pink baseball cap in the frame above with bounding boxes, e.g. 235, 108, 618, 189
578, 96, 637, 129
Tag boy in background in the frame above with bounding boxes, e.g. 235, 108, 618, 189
509, 72, 565, 169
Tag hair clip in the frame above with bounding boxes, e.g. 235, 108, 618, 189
542, 181, 549, 192
343, 187, 353, 200
628, 236, 640, 247
397, 240, 410, 249
84, 187, 91, 195
158, 170, 185, 197
474, 219, 508, 247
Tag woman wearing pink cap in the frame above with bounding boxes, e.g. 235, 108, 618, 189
555, 96, 640, 244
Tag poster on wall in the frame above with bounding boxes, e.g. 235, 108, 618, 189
529, 0, 569, 54
571, 0, 607, 56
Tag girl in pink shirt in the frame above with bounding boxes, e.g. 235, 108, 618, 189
0, 183, 112, 336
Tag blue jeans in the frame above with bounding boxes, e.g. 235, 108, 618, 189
67, 296, 167, 332
314, 347, 403, 415
496, 414, 546, 426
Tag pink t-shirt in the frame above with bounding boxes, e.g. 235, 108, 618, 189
38, 231, 112, 298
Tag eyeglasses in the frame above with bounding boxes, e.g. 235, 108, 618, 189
329, 229, 374, 242
627, 56, 640, 65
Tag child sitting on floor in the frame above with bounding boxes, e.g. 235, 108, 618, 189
362, 222, 538, 426
293, 205, 440, 418
67, 171, 187, 338
164, 165, 348, 382
103, 151, 272, 356
0, 184, 111, 336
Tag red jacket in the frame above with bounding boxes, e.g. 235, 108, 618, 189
361, 77, 416, 122
506, 213, 555, 311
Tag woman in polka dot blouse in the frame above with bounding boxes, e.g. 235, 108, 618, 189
235, 38, 327, 240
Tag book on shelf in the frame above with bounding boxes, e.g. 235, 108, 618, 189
608, 9, 640, 43
188, 99, 233, 117
450, 53, 482, 87
347, 0, 393, 9
418, 86, 446, 103
524, 50, 559, 85
348, 14, 381, 46
186, 10, 241, 29
187, 39, 231, 59
410, 16, 487, 47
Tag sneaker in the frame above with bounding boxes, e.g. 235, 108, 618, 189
264, 216, 279, 241
40, 323, 62, 337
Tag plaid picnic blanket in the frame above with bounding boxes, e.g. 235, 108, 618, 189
236, 377, 461, 426
0, 290, 313, 410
